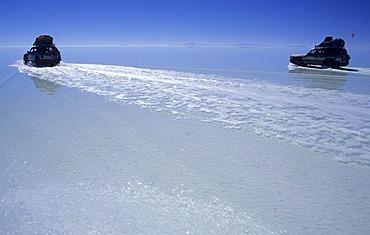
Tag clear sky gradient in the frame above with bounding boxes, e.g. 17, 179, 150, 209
0, 0, 369, 47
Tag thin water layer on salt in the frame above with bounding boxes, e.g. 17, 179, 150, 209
1, 173, 273, 234
1, 71, 370, 234
14, 61, 370, 166
0, 76, 279, 234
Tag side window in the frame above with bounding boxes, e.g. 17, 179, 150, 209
307, 49, 316, 55
308, 49, 323, 55
312, 49, 325, 55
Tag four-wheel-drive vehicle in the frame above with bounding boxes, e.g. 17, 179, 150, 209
23, 35, 61, 67
290, 36, 350, 69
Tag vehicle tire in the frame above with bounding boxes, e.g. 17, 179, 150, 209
291, 58, 304, 66
34, 56, 40, 67
57, 52, 61, 63
323, 59, 338, 69
23, 55, 28, 65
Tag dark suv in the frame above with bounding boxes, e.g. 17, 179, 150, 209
290, 37, 350, 69
23, 35, 61, 67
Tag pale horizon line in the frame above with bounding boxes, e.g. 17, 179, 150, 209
0, 42, 309, 49
1, 43, 368, 49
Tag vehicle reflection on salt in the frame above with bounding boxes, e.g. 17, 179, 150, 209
288, 64, 347, 90
30, 75, 60, 96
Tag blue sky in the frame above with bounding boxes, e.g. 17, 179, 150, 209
0, 0, 369, 47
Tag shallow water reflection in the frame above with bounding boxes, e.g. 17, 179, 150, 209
288, 66, 347, 90
30, 76, 60, 96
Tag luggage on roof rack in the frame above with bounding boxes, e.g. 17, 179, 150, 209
33, 35, 54, 46
316, 36, 345, 48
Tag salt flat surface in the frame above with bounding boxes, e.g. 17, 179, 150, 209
1, 61, 370, 234
14, 61, 370, 166
0, 74, 278, 234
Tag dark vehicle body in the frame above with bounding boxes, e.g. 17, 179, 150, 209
23, 35, 61, 67
290, 36, 350, 69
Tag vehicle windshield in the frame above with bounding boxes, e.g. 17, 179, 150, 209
29, 46, 58, 53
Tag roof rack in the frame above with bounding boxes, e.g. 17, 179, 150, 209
33, 35, 55, 46
315, 36, 345, 49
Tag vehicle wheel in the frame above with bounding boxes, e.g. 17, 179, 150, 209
23, 55, 29, 65
293, 58, 304, 66
323, 59, 338, 69
34, 56, 40, 67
